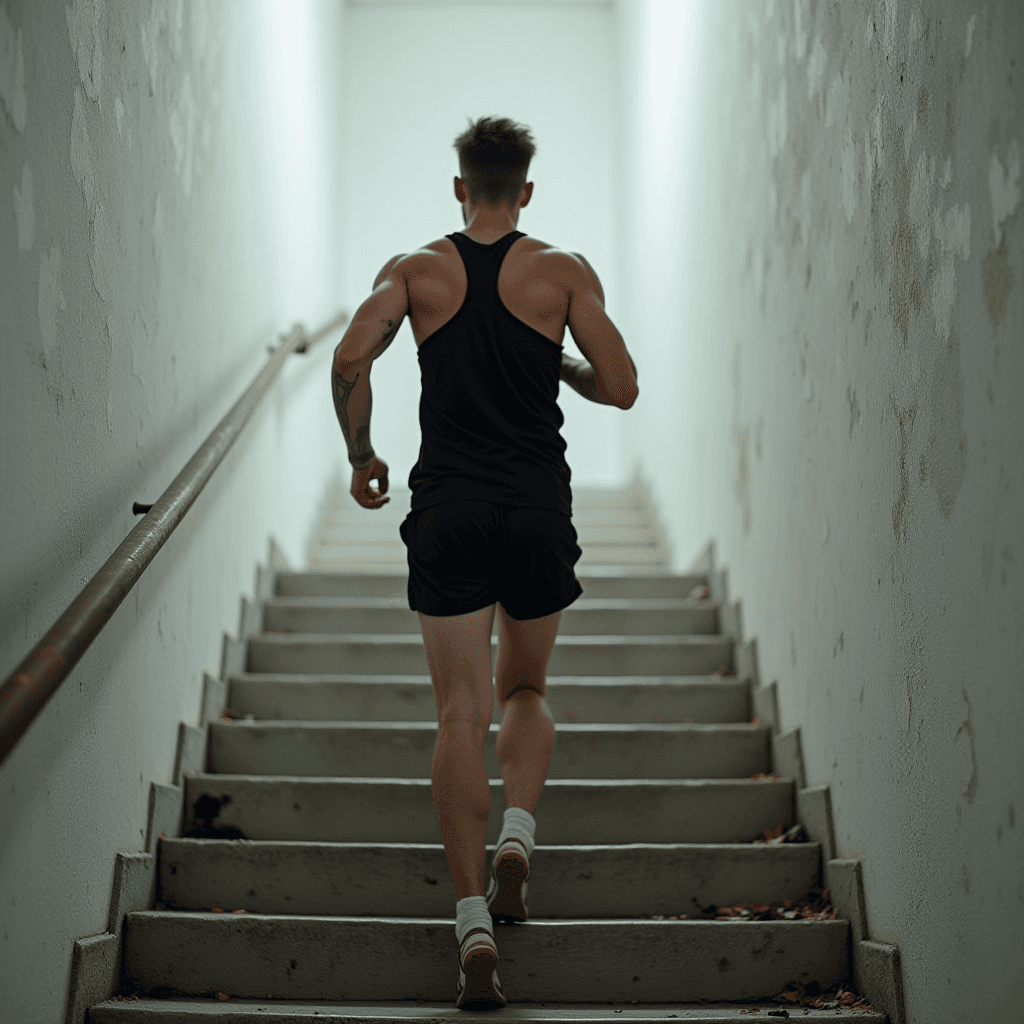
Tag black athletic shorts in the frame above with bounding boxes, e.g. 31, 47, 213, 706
398, 500, 584, 620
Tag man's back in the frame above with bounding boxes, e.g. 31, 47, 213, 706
401, 228, 576, 516
402, 231, 585, 350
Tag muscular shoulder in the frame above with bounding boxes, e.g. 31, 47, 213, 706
389, 239, 459, 279
387, 236, 591, 291
507, 236, 592, 290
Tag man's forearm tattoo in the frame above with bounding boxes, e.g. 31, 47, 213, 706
331, 315, 401, 470
332, 365, 375, 469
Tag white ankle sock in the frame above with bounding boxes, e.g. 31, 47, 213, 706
456, 895, 493, 948
496, 806, 536, 861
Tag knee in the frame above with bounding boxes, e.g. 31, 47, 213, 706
499, 687, 554, 725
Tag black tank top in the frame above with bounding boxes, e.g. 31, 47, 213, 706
407, 230, 573, 516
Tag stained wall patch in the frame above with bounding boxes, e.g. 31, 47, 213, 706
13, 162, 34, 251
0, 3, 27, 131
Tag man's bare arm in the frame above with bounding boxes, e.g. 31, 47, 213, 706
561, 254, 638, 408
331, 256, 409, 467
566, 253, 637, 385
572, 252, 605, 307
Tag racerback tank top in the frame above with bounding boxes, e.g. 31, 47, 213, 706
406, 230, 573, 516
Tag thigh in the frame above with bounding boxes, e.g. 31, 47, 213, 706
399, 500, 501, 617
417, 604, 497, 729
495, 506, 584, 622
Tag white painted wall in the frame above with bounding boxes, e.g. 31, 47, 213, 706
0, 2, 348, 1018
341, 0, 629, 501
618, 1, 1024, 1021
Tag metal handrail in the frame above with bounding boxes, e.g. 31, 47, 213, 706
0, 311, 348, 767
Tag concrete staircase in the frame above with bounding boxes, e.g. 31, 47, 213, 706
87, 481, 886, 1022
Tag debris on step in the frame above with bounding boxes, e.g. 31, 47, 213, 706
713, 664, 735, 676
777, 822, 806, 843
643, 883, 838, 924
690, 585, 708, 600
769, 979, 877, 1013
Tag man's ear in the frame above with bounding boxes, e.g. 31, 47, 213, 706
454, 176, 468, 203
519, 182, 534, 208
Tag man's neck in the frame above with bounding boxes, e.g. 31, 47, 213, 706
460, 207, 519, 243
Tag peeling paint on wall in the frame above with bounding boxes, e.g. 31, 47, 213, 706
982, 234, 1014, 328
881, 0, 898, 59
888, 128, 924, 347
931, 202, 970, 342
70, 87, 96, 210
907, 9, 923, 51
0, 3, 27, 131
846, 384, 860, 438
987, 141, 1020, 245
868, 94, 886, 279
922, 334, 967, 519
37, 246, 66, 369
90, 196, 114, 302
982, 140, 1020, 328
891, 396, 918, 541
841, 128, 857, 223
954, 685, 979, 818
169, 73, 196, 197
70, 86, 113, 301
13, 162, 34, 251
66, 0, 105, 110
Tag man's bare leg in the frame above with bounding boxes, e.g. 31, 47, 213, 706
493, 604, 560, 817
417, 602, 560, 900
418, 604, 497, 901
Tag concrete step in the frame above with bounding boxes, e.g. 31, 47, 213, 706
119, 912, 850, 1003
182, 775, 794, 844
245, 634, 735, 677
326, 506, 658, 528
89, 999, 888, 1022
309, 560, 670, 573
275, 572, 707, 599
225, 675, 752, 723
206, 721, 771, 780
262, 597, 720, 636
323, 486, 649, 513
158, 838, 823, 917
309, 542, 669, 567
318, 524, 662, 547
